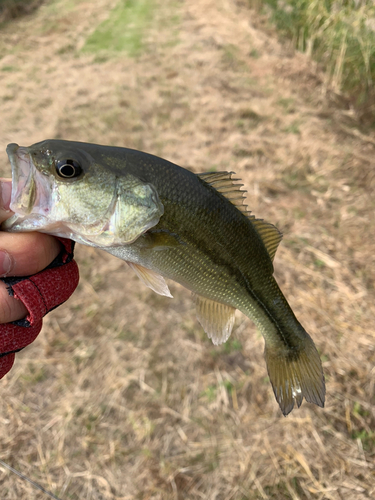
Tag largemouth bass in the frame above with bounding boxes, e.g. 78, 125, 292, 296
4, 140, 325, 415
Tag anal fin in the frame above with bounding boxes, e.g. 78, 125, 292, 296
194, 294, 236, 345
128, 262, 173, 298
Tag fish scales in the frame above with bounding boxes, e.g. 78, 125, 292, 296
123, 153, 295, 344
4, 140, 325, 415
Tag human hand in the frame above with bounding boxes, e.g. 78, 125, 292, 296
0, 178, 79, 379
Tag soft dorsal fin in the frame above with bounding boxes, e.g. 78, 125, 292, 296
197, 171, 249, 213
193, 293, 236, 345
250, 218, 283, 262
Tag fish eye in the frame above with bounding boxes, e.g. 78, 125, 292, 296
56, 159, 83, 179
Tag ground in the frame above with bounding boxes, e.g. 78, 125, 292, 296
0, 0, 374, 498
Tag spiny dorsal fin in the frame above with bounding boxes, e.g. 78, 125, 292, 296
197, 171, 249, 213
198, 171, 283, 261
250, 218, 282, 262
193, 293, 236, 345
127, 262, 173, 298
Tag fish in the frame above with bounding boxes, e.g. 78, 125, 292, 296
4, 140, 325, 415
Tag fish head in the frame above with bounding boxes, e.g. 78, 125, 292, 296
3, 140, 164, 247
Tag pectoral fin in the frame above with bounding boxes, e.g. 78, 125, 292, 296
193, 294, 236, 345
127, 262, 173, 298
141, 230, 182, 250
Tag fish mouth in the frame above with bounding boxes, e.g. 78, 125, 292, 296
6, 143, 36, 215
3, 143, 52, 230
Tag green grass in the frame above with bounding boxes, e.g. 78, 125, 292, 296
283, 120, 300, 134
253, 0, 375, 121
277, 97, 296, 113
352, 429, 375, 452
82, 0, 156, 57
1, 65, 18, 71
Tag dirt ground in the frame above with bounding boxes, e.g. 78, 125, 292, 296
0, 0, 374, 498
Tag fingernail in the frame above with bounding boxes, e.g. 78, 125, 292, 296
0, 181, 12, 211
0, 250, 13, 276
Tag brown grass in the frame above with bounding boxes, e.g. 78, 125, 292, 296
0, 0, 374, 498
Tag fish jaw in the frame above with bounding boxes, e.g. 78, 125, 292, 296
4, 143, 56, 231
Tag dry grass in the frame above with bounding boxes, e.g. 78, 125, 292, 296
0, 0, 374, 498
251, 0, 375, 122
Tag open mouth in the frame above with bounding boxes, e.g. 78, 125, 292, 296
6, 143, 36, 216
3, 143, 53, 231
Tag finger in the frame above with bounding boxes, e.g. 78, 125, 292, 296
0, 281, 27, 324
0, 232, 61, 277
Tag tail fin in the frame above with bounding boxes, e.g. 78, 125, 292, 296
264, 334, 325, 416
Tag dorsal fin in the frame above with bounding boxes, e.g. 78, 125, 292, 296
250, 219, 283, 261
197, 171, 248, 213
198, 171, 282, 261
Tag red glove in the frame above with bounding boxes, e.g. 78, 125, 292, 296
0, 238, 79, 379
